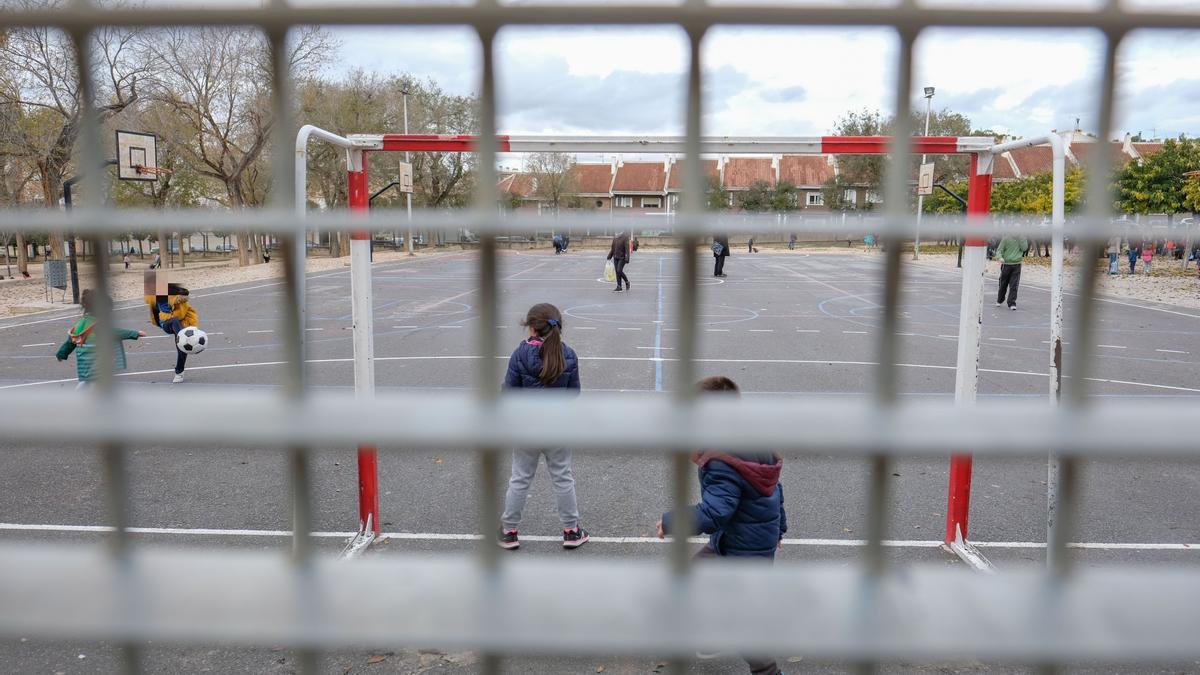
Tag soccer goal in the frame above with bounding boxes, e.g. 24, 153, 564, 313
297, 128, 1068, 566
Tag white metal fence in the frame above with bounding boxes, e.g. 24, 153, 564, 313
2, 1, 1199, 673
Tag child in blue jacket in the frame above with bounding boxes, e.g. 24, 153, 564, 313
498, 303, 589, 550
657, 375, 787, 675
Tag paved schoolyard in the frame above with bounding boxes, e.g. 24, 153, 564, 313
1, 248, 1198, 674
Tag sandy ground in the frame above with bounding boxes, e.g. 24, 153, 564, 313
0, 248, 455, 316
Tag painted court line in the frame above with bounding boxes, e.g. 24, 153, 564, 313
247, 330, 274, 334
617, 327, 642, 331
394, 325, 418, 329
1097, 345, 1127, 349
988, 338, 1017, 342
795, 329, 819, 333
1157, 349, 1189, 354
842, 331, 868, 335
749, 329, 774, 333
938, 334, 958, 339
21, 343, 54, 348
575, 327, 597, 330
0, 523, 1194, 551
437, 325, 464, 329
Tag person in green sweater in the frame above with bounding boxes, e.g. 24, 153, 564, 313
56, 289, 145, 389
994, 235, 1028, 311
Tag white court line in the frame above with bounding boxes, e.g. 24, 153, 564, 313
895, 333, 915, 337
393, 325, 418, 329
305, 328, 323, 332
937, 334, 958, 339
575, 326, 597, 330
617, 327, 642, 331
1157, 349, 1189, 354
247, 330, 274, 334
749, 329, 774, 333
1097, 345, 1127, 349
636, 347, 674, 350
436, 325, 464, 329
988, 337, 1017, 342
21, 343, 53, 348
0, 523, 1194, 551
796, 329, 819, 333
842, 331, 868, 335
705, 329, 730, 332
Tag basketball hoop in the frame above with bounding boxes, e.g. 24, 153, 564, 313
134, 165, 173, 177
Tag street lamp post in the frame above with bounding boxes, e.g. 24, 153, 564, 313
403, 89, 414, 256
915, 86, 934, 260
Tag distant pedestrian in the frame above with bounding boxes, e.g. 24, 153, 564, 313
1127, 240, 1140, 275
263, 249, 271, 264
151, 253, 161, 269
747, 237, 754, 253
1106, 236, 1121, 275
712, 233, 730, 277
657, 376, 786, 675
562, 234, 570, 252
1142, 245, 1153, 274
788, 233, 797, 250
607, 230, 631, 292
123, 253, 130, 271
864, 234, 876, 251
498, 303, 588, 551
995, 235, 1027, 311
552, 233, 564, 255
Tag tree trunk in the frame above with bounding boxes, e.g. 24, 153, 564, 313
15, 232, 28, 276
179, 233, 186, 268
237, 233, 251, 266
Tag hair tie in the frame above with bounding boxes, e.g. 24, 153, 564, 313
547, 319, 560, 328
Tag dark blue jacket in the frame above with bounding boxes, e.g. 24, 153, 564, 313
503, 338, 581, 390
662, 451, 787, 558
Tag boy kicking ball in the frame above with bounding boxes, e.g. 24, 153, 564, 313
143, 271, 200, 383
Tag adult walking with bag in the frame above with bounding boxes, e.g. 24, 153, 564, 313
608, 230, 631, 292
712, 233, 730, 277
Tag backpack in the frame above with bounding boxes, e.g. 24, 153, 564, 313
711, 241, 724, 256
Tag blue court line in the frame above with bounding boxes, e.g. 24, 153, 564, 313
655, 256, 664, 392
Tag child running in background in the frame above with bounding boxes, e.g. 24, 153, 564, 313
498, 303, 588, 550
144, 272, 199, 383
1142, 244, 1154, 275
57, 289, 145, 389
657, 375, 787, 675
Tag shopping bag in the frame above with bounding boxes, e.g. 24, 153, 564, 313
604, 259, 617, 282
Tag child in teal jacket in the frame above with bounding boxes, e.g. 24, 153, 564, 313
56, 290, 145, 387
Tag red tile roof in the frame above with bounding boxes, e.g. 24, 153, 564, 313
1132, 143, 1164, 158
723, 157, 775, 190
497, 173, 536, 198
778, 156, 833, 187
1068, 142, 1131, 169
612, 162, 666, 193
571, 163, 614, 194
666, 159, 719, 191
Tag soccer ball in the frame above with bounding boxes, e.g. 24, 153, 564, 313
177, 327, 208, 354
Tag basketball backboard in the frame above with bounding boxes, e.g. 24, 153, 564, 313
398, 162, 413, 193
116, 130, 159, 181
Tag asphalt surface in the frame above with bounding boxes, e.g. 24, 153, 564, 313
1, 249, 1198, 674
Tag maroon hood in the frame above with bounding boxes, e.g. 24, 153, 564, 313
693, 451, 783, 497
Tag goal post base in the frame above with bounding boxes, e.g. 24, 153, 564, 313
339, 514, 377, 560
944, 524, 996, 574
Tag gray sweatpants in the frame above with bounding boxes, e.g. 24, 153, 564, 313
501, 448, 579, 531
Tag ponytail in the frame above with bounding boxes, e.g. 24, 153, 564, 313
523, 303, 567, 386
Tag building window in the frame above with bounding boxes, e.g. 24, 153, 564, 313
806, 192, 824, 206
843, 189, 857, 206
615, 196, 633, 208
642, 196, 662, 208
866, 190, 882, 205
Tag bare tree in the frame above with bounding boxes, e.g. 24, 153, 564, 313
0, 1, 144, 258
148, 25, 334, 265
527, 152, 576, 213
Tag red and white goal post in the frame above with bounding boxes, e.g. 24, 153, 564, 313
296, 129, 1065, 565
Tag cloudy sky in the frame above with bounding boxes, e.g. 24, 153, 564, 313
323, 4, 1200, 146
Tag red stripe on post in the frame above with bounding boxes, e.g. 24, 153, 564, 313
819, 136, 963, 155
944, 454, 973, 543
348, 152, 370, 240
913, 136, 961, 155
964, 155, 993, 247
357, 445, 380, 535
380, 134, 511, 153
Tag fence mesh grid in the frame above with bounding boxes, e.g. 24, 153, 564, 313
2, 2, 1200, 674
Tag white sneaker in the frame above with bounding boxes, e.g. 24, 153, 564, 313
995, 301, 1004, 307
172, 373, 184, 383
1010, 305, 1017, 311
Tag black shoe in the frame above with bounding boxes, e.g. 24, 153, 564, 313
498, 528, 520, 550
563, 526, 590, 549
717, 273, 727, 278
613, 286, 623, 292
625, 282, 631, 291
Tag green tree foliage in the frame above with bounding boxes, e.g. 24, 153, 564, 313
1115, 138, 1200, 214
771, 182, 797, 212
704, 176, 728, 211
921, 170, 1087, 215
1183, 176, 1200, 213
739, 180, 772, 212
820, 174, 857, 211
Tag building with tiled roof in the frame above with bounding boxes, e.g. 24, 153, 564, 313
611, 161, 668, 212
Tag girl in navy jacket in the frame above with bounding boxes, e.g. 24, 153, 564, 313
498, 303, 588, 550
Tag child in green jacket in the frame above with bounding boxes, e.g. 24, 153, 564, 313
56, 290, 145, 388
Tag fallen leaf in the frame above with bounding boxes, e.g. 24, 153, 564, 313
368, 654, 388, 664
842, 528, 853, 533
433, 458, 443, 465
596, 666, 606, 673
